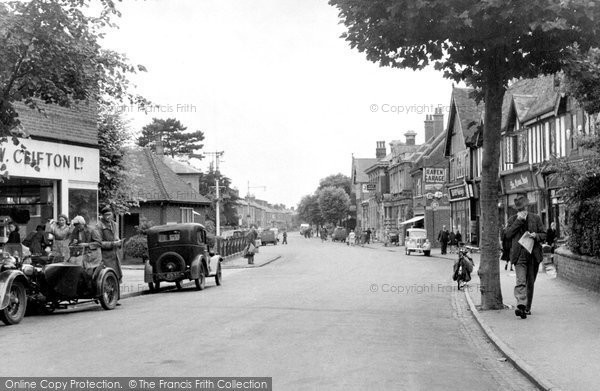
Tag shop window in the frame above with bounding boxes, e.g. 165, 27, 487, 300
68, 188, 98, 225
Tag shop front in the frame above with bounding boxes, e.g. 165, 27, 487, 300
500, 169, 546, 226
448, 182, 477, 244
0, 137, 99, 239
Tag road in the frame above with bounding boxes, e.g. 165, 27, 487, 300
1, 236, 536, 390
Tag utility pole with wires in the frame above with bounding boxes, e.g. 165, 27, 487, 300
205, 151, 225, 236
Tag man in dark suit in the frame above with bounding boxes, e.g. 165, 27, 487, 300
437, 225, 449, 254
505, 193, 546, 319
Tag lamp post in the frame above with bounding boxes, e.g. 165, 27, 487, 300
206, 151, 225, 236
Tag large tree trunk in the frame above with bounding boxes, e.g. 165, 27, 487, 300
478, 78, 506, 310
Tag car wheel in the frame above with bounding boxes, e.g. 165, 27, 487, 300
149, 281, 160, 293
175, 281, 182, 290
99, 271, 119, 310
0, 281, 27, 325
215, 264, 222, 286
195, 270, 206, 291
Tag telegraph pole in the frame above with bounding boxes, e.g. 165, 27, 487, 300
205, 151, 224, 236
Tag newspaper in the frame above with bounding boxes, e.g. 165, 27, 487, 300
518, 232, 535, 254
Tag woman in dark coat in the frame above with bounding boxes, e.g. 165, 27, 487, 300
500, 225, 512, 271
244, 226, 258, 265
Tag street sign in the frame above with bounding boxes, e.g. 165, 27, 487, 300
363, 184, 377, 192
434, 191, 443, 198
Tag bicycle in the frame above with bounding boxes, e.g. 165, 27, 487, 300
453, 243, 474, 290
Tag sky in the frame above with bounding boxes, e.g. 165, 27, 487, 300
102, 0, 455, 208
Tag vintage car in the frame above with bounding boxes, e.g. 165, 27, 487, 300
0, 242, 120, 326
260, 228, 278, 246
405, 228, 431, 256
331, 227, 347, 242
144, 223, 222, 292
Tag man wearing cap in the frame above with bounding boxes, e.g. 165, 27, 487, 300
505, 193, 546, 319
97, 206, 123, 282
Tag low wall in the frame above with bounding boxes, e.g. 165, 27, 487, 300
554, 247, 600, 292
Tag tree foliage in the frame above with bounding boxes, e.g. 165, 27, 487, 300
297, 194, 322, 226
329, 0, 600, 309
0, 0, 146, 141
137, 117, 205, 159
318, 173, 353, 200
317, 186, 350, 225
98, 110, 141, 214
198, 167, 240, 227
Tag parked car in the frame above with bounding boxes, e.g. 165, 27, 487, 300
405, 228, 431, 256
299, 223, 310, 236
331, 227, 347, 242
260, 229, 277, 245
144, 223, 222, 292
388, 229, 400, 246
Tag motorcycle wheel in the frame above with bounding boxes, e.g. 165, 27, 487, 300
99, 271, 119, 310
0, 281, 27, 325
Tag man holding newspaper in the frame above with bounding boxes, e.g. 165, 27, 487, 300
505, 192, 546, 319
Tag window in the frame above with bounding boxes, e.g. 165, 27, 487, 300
181, 207, 194, 223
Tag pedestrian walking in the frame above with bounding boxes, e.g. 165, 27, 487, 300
97, 206, 124, 283
505, 193, 546, 319
455, 230, 462, 245
448, 230, 456, 254
546, 222, 557, 252
282, 230, 288, 245
244, 225, 258, 265
348, 230, 356, 246
321, 226, 328, 242
437, 225, 449, 255
500, 224, 513, 271
366, 228, 372, 244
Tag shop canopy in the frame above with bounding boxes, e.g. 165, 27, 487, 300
398, 216, 425, 225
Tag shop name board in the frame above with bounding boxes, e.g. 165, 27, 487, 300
508, 173, 529, 191
424, 168, 446, 183
362, 183, 376, 192
448, 184, 472, 201
0, 148, 85, 170
0, 138, 99, 182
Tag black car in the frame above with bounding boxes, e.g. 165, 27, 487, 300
144, 223, 222, 292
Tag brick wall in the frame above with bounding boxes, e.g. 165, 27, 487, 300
14, 101, 98, 146
424, 208, 451, 248
554, 247, 600, 292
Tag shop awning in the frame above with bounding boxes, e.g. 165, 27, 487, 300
398, 216, 424, 225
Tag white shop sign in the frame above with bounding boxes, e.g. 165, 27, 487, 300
0, 138, 99, 182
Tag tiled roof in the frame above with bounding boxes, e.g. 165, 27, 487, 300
452, 87, 485, 140
353, 158, 378, 183
125, 148, 211, 204
161, 155, 202, 175
502, 75, 557, 129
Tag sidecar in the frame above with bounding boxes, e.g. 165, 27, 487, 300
28, 260, 120, 314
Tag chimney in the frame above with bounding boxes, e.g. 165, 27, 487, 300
404, 130, 417, 146
432, 107, 444, 139
424, 114, 434, 142
375, 141, 386, 159
155, 134, 164, 156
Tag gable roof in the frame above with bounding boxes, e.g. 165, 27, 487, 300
126, 148, 211, 204
161, 155, 202, 175
352, 158, 378, 183
502, 74, 557, 130
444, 87, 484, 156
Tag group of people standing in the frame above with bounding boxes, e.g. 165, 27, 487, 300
4, 206, 123, 283
437, 225, 462, 255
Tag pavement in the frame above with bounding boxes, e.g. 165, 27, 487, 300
363, 240, 600, 391
119, 250, 282, 298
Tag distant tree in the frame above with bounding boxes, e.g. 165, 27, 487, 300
317, 186, 351, 225
0, 0, 146, 178
297, 194, 322, 226
198, 167, 240, 227
318, 174, 353, 198
137, 117, 204, 159
330, 0, 600, 310
98, 110, 141, 214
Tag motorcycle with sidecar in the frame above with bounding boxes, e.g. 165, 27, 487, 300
0, 237, 120, 326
